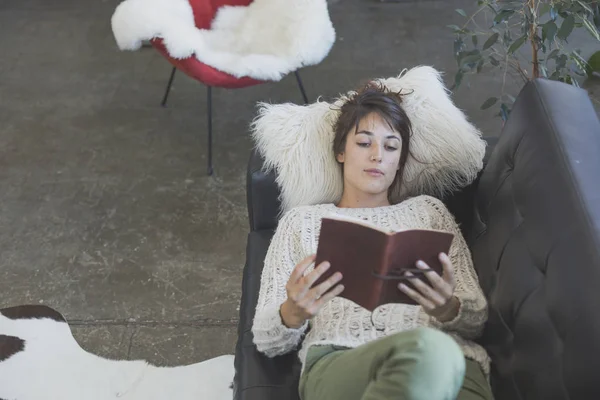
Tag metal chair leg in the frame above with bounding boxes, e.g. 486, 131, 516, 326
161, 67, 177, 107
295, 70, 309, 104
207, 85, 214, 176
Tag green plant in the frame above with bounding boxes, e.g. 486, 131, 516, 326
450, 0, 600, 120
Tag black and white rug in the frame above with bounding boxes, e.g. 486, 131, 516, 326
0, 305, 234, 400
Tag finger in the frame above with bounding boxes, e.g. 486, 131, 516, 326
313, 283, 345, 310
298, 261, 332, 296
404, 271, 446, 306
439, 253, 455, 286
308, 271, 343, 301
289, 254, 317, 283
415, 261, 452, 299
415, 260, 447, 292
398, 283, 435, 311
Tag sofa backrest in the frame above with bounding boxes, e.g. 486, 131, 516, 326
468, 79, 600, 400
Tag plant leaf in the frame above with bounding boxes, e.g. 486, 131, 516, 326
483, 32, 499, 50
542, 21, 558, 43
500, 103, 510, 122
456, 8, 467, 17
558, 15, 575, 40
547, 48, 560, 60
472, 34, 479, 47
460, 54, 483, 67
557, 54, 569, 69
457, 49, 480, 66
489, 56, 500, 66
587, 50, 600, 77
452, 69, 465, 90
494, 9, 515, 25
577, 1, 593, 14
583, 17, 600, 41
481, 97, 498, 110
508, 35, 528, 54
454, 38, 465, 55
570, 50, 589, 75
477, 59, 484, 73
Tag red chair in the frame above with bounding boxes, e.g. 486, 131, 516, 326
143, 0, 312, 175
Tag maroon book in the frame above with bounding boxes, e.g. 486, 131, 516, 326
312, 215, 454, 312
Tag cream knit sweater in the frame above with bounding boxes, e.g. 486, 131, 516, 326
251, 195, 491, 376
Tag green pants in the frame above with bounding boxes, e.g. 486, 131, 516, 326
299, 327, 494, 400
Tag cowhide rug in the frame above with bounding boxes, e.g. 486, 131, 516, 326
0, 305, 235, 400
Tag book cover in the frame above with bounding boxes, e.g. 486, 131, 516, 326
312, 215, 454, 311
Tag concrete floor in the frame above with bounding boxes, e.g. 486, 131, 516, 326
0, 0, 597, 366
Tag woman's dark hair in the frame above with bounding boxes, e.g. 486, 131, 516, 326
332, 81, 413, 199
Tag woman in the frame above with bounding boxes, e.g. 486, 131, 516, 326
251, 82, 493, 400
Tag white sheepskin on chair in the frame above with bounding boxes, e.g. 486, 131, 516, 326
111, 0, 335, 81
250, 66, 487, 212
0, 306, 235, 400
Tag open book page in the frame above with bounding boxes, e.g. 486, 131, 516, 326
314, 215, 390, 310
323, 213, 450, 235
322, 213, 395, 234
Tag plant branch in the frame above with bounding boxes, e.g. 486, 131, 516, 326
529, 0, 540, 78
462, 6, 487, 30
502, 52, 509, 101
511, 59, 531, 81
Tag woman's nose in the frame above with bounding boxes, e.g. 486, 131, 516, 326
370, 145, 383, 162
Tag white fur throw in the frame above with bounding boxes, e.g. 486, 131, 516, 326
251, 66, 487, 212
111, 0, 335, 81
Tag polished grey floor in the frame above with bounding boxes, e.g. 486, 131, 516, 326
1, 0, 597, 365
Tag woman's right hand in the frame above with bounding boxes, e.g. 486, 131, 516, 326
280, 254, 344, 329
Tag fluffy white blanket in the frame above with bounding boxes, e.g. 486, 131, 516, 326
111, 0, 335, 81
0, 305, 235, 400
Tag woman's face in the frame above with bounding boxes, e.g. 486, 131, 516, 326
336, 112, 402, 198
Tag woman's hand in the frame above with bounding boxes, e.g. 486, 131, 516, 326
398, 252, 460, 322
280, 254, 345, 329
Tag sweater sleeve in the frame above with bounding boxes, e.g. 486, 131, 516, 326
251, 208, 309, 357
421, 196, 488, 340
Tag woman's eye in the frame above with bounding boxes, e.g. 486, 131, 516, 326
357, 142, 370, 147
385, 145, 398, 151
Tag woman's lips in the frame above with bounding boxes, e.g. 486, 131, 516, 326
365, 168, 384, 177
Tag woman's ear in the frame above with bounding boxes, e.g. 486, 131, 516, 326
336, 152, 345, 163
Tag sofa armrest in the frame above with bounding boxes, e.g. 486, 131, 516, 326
247, 150, 281, 232
233, 230, 302, 400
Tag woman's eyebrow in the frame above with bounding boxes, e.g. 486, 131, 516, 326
356, 130, 400, 140
356, 130, 402, 141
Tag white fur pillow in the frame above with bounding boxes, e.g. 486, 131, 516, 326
250, 66, 487, 213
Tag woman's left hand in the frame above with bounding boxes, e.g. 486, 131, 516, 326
398, 252, 460, 322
